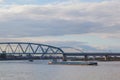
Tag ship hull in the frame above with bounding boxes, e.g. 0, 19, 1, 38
48, 61, 97, 65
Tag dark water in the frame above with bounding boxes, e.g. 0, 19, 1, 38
0, 60, 120, 80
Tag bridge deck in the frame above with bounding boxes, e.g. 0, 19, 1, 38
63, 53, 120, 56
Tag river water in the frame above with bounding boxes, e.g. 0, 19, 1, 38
0, 60, 120, 80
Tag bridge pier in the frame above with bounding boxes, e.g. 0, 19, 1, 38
63, 54, 67, 61
104, 55, 109, 61
84, 55, 88, 61
28, 54, 34, 62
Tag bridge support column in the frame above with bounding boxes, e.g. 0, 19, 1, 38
28, 54, 33, 62
84, 55, 88, 61
105, 55, 109, 61
63, 54, 67, 61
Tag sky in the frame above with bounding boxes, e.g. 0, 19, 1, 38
0, 0, 120, 52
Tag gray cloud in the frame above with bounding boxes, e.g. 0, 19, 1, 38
0, 0, 119, 38
44, 40, 120, 52
44, 41, 107, 52
0, 0, 4, 3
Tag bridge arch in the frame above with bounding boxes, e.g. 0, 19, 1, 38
0, 42, 64, 58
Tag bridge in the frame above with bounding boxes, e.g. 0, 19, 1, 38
63, 53, 120, 61
0, 42, 64, 60
0, 42, 120, 61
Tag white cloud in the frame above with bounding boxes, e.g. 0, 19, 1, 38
0, 0, 5, 5
0, 0, 119, 39
0, 0, 4, 3
0, 0, 119, 52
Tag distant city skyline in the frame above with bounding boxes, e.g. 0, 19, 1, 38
0, 0, 120, 52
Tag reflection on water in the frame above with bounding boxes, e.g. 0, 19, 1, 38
0, 60, 120, 80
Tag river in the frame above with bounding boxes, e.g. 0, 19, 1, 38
0, 60, 120, 80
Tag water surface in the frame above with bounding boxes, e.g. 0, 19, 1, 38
0, 60, 120, 80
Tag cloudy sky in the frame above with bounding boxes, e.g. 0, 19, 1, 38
0, 0, 120, 52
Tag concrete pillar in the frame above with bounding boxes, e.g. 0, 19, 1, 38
105, 55, 109, 61
28, 54, 34, 62
84, 55, 88, 61
63, 54, 67, 61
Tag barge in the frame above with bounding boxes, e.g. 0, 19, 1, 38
48, 61, 98, 65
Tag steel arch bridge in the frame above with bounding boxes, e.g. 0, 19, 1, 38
0, 42, 64, 58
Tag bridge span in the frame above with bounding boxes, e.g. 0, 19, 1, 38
0, 42, 120, 61
0, 42, 64, 60
63, 53, 120, 56
63, 53, 120, 61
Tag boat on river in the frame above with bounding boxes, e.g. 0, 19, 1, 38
48, 61, 98, 65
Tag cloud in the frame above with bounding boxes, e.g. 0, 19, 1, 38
0, 0, 119, 38
0, 0, 4, 3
